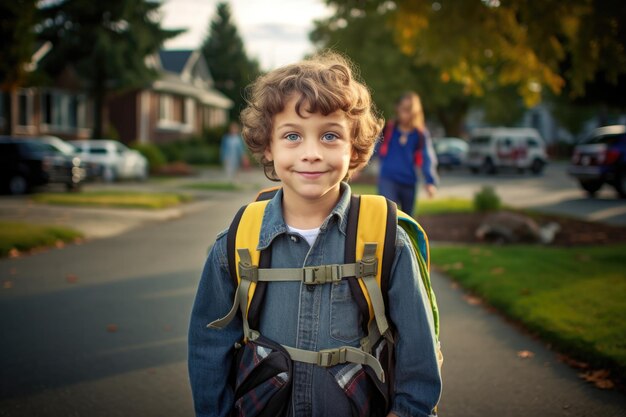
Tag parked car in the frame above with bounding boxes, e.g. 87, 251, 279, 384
33, 135, 104, 181
568, 125, 626, 198
434, 137, 468, 169
467, 127, 548, 175
0, 136, 86, 194
70, 140, 148, 182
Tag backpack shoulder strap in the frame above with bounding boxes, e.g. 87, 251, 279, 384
379, 121, 395, 157
255, 186, 281, 202
222, 199, 270, 337
347, 194, 396, 345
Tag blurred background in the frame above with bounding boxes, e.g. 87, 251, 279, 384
1, 0, 625, 416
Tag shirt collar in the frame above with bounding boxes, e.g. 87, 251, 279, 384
257, 182, 352, 250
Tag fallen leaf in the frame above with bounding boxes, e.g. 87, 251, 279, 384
491, 267, 505, 275
9, 268, 17, 275
517, 350, 535, 359
452, 262, 464, 270
463, 295, 482, 306
450, 282, 459, 290
3, 280, 13, 289
163, 324, 172, 332
557, 354, 589, 370
66, 274, 79, 284
8, 248, 20, 258
106, 324, 118, 333
54, 240, 65, 248
579, 369, 614, 390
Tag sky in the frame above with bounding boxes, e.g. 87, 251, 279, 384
159, 0, 333, 70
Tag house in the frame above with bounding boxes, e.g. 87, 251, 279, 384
107, 49, 232, 144
1, 47, 232, 144
0, 42, 93, 140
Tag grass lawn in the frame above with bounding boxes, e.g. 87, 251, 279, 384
32, 191, 192, 209
432, 244, 626, 373
349, 183, 473, 215
0, 221, 83, 257
183, 182, 242, 191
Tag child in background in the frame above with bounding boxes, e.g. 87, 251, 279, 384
220, 121, 246, 181
377, 92, 439, 216
188, 53, 441, 417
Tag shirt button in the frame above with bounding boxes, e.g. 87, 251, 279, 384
306, 285, 314, 292
290, 235, 299, 243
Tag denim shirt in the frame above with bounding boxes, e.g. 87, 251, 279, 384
188, 183, 442, 417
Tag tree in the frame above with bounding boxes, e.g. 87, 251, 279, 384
0, 0, 38, 135
311, 3, 475, 135
314, 0, 626, 136
201, 2, 261, 120
38, 0, 182, 138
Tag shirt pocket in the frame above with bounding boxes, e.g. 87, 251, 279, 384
330, 281, 362, 343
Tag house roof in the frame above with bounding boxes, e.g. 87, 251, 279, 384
152, 48, 232, 109
158, 50, 193, 74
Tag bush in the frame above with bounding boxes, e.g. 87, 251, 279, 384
473, 186, 501, 212
181, 144, 221, 165
129, 142, 167, 172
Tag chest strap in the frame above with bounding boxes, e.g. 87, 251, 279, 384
283, 344, 385, 383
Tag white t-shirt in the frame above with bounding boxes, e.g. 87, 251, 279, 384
287, 225, 320, 247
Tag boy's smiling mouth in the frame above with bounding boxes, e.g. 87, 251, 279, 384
295, 170, 327, 179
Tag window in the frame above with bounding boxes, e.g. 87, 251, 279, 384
40, 90, 88, 131
89, 147, 108, 154
470, 136, 490, 145
527, 138, 539, 148
159, 94, 173, 122
17, 89, 34, 127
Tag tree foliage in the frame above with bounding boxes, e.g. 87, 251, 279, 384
0, 0, 39, 134
38, 0, 182, 138
201, 2, 261, 120
313, 0, 626, 136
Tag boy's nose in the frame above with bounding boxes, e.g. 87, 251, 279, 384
301, 138, 323, 162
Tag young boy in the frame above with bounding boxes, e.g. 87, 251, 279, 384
188, 53, 442, 417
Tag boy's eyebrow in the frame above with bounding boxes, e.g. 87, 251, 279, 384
275, 122, 348, 130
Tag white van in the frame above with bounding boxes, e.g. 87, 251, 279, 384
467, 128, 548, 174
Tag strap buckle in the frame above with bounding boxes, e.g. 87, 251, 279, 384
303, 265, 341, 285
238, 263, 258, 282
358, 258, 378, 278
317, 347, 347, 367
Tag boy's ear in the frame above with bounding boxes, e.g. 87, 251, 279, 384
264, 146, 273, 162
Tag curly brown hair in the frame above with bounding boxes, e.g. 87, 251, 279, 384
240, 51, 384, 181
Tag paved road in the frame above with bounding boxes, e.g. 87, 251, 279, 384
0, 190, 257, 417
1, 188, 625, 416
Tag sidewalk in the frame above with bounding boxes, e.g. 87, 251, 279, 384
0, 167, 271, 240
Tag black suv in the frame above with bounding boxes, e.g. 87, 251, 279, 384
568, 125, 626, 198
0, 136, 86, 194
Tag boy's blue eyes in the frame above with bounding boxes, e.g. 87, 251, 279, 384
283, 133, 339, 142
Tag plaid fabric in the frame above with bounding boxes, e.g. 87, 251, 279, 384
328, 363, 372, 417
234, 341, 290, 417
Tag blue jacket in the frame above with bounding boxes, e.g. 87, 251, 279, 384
188, 183, 442, 417
378, 125, 439, 186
